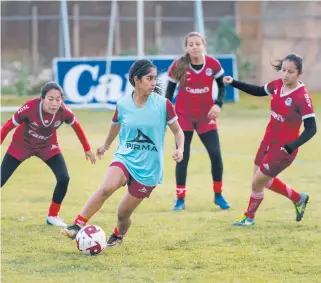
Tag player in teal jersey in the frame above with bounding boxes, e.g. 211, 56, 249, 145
62, 59, 184, 247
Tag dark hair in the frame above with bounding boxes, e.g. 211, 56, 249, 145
40, 81, 64, 98
128, 59, 162, 95
175, 31, 206, 85
271, 53, 303, 74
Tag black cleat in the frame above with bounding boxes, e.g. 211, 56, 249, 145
61, 224, 81, 239
106, 233, 123, 247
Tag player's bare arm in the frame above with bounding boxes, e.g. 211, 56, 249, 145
97, 123, 120, 159
168, 120, 184, 163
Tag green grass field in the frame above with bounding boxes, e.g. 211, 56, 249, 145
1, 94, 321, 283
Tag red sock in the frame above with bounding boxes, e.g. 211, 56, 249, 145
74, 214, 88, 227
265, 178, 300, 203
245, 192, 264, 219
114, 227, 127, 237
213, 181, 223, 193
176, 185, 186, 199
48, 201, 61, 217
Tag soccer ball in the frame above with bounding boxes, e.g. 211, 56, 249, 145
76, 225, 107, 256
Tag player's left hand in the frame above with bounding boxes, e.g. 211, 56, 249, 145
207, 104, 221, 120
172, 149, 183, 163
85, 150, 96, 164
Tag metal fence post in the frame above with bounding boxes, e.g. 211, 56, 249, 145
31, 5, 39, 76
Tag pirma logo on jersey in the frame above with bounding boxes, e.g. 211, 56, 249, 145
138, 187, 148, 193
126, 129, 157, 152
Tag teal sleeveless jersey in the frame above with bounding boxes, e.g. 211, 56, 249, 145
112, 93, 167, 186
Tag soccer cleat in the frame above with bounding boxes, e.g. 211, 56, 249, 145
294, 192, 309, 222
214, 194, 231, 210
232, 214, 255, 226
46, 216, 68, 228
61, 224, 81, 239
106, 233, 124, 247
172, 198, 185, 211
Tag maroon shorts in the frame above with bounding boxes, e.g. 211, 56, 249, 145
110, 162, 156, 199
7, 141, 61, 162
177, 113, 217, 134
254, 142, 298, 177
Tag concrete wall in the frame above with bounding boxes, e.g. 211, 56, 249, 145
1, 1, 320, 90
1, 1, 234, 64
236, 1, 321, 90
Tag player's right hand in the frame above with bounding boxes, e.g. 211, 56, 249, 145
223, 76, 233, 84
172, 148, 183, 163
85, 150, 96, 164
96, 144, 110, 160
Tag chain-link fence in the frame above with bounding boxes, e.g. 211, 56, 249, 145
1, 1, 321, 91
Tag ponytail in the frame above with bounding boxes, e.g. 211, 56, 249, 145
271, 53, 303, 74
174, 53, 191, 86
271, 60, 283, 72
174, 31, 205, 85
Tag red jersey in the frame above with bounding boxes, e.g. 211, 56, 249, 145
262, 78, 315, 147
11, 98, 76, 149
168, 54, 224, 117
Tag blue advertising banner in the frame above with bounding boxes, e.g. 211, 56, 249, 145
53, 55, 238, 109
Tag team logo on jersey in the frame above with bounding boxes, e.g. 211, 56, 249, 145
126, 129, 157, 152
205, 68, 213, 76
44, 120, 49, 124
54, 120, 62, 127
285, 97, 292, 106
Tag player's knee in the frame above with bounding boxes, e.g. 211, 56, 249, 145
99, 182, 120, 198
117, 211, 130, 222
208, 147, 222, 161
57, 172, 70, 185
251, 178, 264, 192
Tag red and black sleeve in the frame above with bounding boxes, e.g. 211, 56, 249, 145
71, 120, 91, 152
1, 119, 17, 144
230, 80, 268, 97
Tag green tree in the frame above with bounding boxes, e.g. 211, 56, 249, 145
206, 18, 255, 80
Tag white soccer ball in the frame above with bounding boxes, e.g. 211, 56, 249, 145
76, 225, 107, 256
